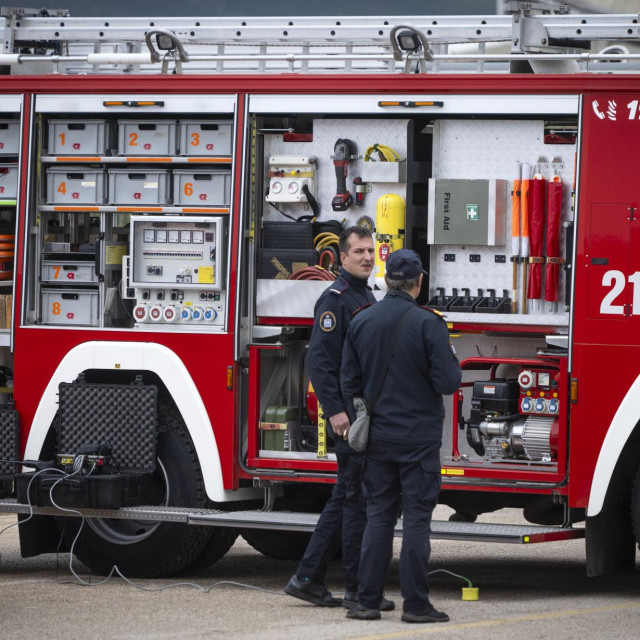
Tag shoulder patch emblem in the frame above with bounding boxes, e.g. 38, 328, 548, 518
319, 311, 337, 332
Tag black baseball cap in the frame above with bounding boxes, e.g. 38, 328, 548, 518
385, 249, 423, 280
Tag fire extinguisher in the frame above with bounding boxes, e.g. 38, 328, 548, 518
375, 194, 405, 289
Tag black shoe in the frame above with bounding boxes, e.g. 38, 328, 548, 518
342, 591, 395, 611
346, 606, 381, 620
401, 607, 450, 623
284, 575, 342, 607
449, 510, 477, 523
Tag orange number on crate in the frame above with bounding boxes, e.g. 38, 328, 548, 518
58, 132, 65, 147
52, 302, 61, 316
184, 182, 194, 197
57, 181, 67, 195
129, 132, 138, 146
190, 132, 200, 147
52, 265, 61, 279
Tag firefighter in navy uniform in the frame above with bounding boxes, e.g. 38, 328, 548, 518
341, 249, 461, 623
285, 226, 394, 612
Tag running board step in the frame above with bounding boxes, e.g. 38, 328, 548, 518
0, 499, 584, 544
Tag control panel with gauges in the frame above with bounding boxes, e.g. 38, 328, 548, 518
126, 215, 227, 327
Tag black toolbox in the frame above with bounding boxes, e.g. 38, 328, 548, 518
262, 221, 313, 250
257, 248, 319, 279
16, 471, 151, 509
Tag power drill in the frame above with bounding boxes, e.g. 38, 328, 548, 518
331, 138, 356, 211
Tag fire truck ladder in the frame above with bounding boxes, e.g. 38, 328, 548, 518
1, 3, 640, 74
0, 499, 584, 544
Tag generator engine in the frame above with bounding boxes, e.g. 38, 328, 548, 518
465, 376, 558, 462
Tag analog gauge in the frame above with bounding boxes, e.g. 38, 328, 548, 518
192, 230, 204, 244
287, 182, 300, 194
143, 229, 155, 243
180, 230, 192, 243
156, 229, 167, 243
538, 372, 551, 388
168, 229, 180, 243
271, 181, 283, 194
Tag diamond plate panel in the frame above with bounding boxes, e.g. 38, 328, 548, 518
264, 118, 408, 254
0, 498, 584, 543
258, 118, 409, 311
431, 119, 573, 326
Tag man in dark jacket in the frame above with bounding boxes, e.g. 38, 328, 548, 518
341, 248, 461, 623
285, 226, 393, 612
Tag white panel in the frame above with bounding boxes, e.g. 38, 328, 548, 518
429, 118, 573, 326
263, 117, 407, 225
0, 95, 23, 112
588, 373, 640, 517
259, 117, 408, 302
257, 280, 330, 317
250, 94, 579, 115
35, 94, 236, 114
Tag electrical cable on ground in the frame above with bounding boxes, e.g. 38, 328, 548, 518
1, 463, 477, 600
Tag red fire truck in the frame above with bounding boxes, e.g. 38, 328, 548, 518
0, 6, 639, 578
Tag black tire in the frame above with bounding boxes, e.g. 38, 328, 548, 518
65, 404, 214, 577
182, 523, 239, 572
631, 465, 640, 547
241, 529, 312, 560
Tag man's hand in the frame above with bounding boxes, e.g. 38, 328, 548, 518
329, 411, 350, 440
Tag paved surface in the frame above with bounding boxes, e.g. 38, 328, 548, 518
1, 506, 640, 639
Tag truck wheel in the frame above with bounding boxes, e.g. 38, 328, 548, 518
631, 465, 640, 547
65, 404, 213, 577
182, 523, 239, 572
241, 529, 312, 560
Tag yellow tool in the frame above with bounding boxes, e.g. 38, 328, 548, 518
375, 193, 405, 289
317, 403, 327, 458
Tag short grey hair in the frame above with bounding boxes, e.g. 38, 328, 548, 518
385, 275, 420, 292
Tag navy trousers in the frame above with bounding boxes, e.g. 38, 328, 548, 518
296, 442, 366, 592
357, 452, 441, 613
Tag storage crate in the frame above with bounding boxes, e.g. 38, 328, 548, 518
107, 169, 170, 205
262, 221, 313, 250
16, 471, 150, 509
178, 120, 233, 156
41, 260, 97, 284
117, 120, 177, 156
46, 166, 105, 204
0, 120, 20, 156
172, 169, 231, 205
257, 248, 319, 279
41, 288, 99, 326
47, 119, 116, 155
0, 163, 18, 199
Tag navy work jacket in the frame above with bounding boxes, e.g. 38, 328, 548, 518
307, 268, 376, 440
341, 289, 461, 449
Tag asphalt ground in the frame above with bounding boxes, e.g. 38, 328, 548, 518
1, 506, 640, 639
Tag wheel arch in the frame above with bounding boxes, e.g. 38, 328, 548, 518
587, 372, 640, 517
23, 340, 258, 503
